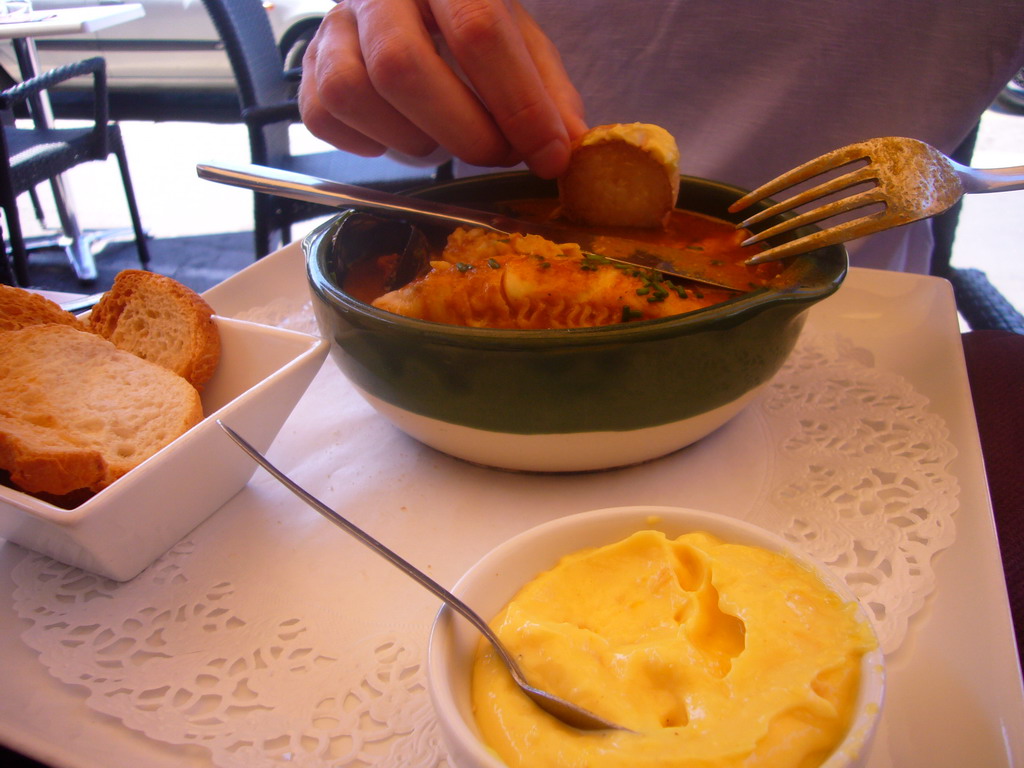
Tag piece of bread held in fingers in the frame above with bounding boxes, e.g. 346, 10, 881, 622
558, 123, 681, 228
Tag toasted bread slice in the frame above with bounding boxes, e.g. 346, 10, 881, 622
0, 284, 87, 331
558, 123, 680, 228
89, 270, 220, 391
0, 324, 204, 497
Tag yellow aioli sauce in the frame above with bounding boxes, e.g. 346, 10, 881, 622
471, 530, 877, 768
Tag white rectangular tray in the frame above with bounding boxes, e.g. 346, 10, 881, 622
1, 246, 1020, 767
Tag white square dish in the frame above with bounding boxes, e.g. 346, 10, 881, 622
0, 316, 328, 581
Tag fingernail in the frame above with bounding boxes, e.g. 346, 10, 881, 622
529, 137, 571, 179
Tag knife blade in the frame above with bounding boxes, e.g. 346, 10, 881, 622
196, 162, 754, 291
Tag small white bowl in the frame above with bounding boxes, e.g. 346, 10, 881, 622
428, 505, 885, 768
0, 316, 328, 581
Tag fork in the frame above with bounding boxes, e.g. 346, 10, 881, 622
728, 136, 1024, 264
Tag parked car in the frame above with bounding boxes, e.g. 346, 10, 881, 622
0, 0, 331, 119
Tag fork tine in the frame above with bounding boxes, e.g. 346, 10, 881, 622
736, 165, 879, 228
728, 141, 876, 214
741, 186, 887, 246
744, 212, 890, 264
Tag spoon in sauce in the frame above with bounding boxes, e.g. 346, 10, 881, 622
217, 421, 628, 732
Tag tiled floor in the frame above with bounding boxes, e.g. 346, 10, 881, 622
15, 105, 1024, 314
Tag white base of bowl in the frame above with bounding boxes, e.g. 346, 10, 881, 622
354, 386, 765, 472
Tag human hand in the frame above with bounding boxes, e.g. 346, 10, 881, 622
298, 0, 587, 179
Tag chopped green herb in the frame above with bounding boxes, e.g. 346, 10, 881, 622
686, 244, 705, 251
621, 306, 644, 322
709, 259, 724, 266
487, 258, 501, 269
576, 251, 696, 306
455, 262, 472, 273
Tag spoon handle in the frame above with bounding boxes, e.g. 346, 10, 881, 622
218, 420, 627, 732
216, 421, 516, 667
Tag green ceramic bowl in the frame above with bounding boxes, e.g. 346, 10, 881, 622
305, 172, 846, 472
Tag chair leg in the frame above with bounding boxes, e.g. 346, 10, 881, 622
0, 250, 12, 286
27, 187, 46, 227
253, 194, 289, 258
0, 220, 14, 286
253, 194, 271, 259
111, 133, 151, 269
2, 201, 32, 286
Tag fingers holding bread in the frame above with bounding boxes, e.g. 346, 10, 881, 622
89, 270, 220, 392
558, 123, 680, 228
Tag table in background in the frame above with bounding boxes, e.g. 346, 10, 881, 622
0, 3, 144, 281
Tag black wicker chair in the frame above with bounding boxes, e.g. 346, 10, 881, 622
0, 57, 149, 287
201, 0, 451, 258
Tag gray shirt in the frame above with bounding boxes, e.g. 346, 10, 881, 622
460, 0, 1024, 272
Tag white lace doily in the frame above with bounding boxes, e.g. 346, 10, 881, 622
755, 332, 958, 652
9, 302, 958, 768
